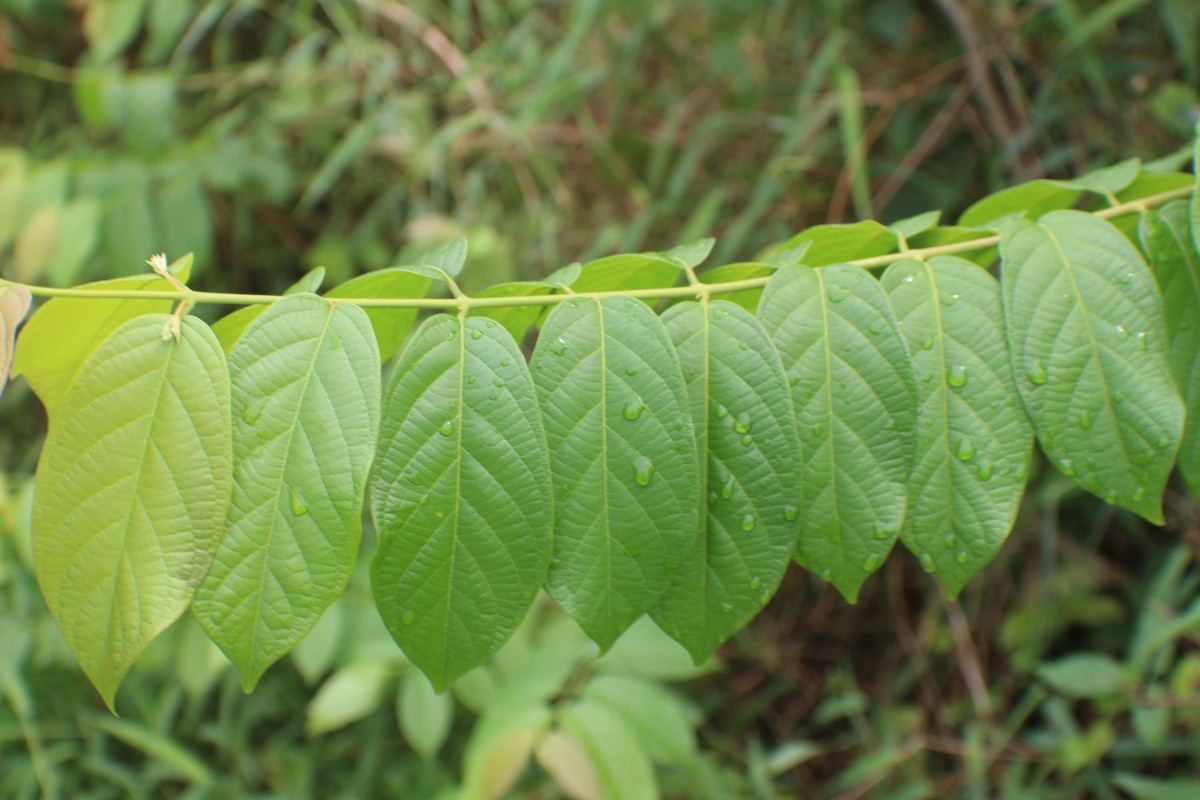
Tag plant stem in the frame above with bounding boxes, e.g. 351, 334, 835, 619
2, 185, 1191, 310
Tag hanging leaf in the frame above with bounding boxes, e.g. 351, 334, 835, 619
651, 300, 801, 660
532, 297, 700, 649
32, 315, 232, 709
1140, 203, 1200, 496
1001, 210, 1183, 522
13, 258, 192, 416
371, 315, 552, 690
0, 285, 33, 400
211, 267, 326, 352
194, 295, 381, 691
881, 257, 1034, 598
757, 265, 916, 601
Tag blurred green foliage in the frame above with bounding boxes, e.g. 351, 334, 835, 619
3, 0, 1200, 797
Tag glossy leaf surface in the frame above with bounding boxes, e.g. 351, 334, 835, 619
1001, 210, 1183, 522
652, 300, 800, 660
758, 265, 916, 601
882, 257, 1034, 597
371, 314, 552, 690
194, 295, 380, 690
33, 315, 232, 708
532, 296, 699, 648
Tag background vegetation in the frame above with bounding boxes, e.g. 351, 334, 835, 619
2, 0, 1200, 797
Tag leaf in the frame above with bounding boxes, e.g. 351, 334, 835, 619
569, 252, 682, 295
211, 267, 327, 353
86, 715, 213, 785
1193, 122, 1200, 258
416, 235, 468, 278
0, 285, 33, 400
471, 263, 581, 343
889, 210, 942, 239
881, 257, 1034, 598
83, 0, 147, 62
757, 265, 916, 601
1036, 653, 1135, 698
370, 315, 552, 690
305, 660, 391, 736
326, 268, 432, 361
531, 297, 700, 649
13, 262, 192, 415
907, 226, 998, 267
1140, 203, 1200, 497
1051, 157, 1141, 195
958, 180, 1081, 228
583, 675, 696, 767
32, 315, 232, 709
696, 262, 776, 313
560, 698, 658, 800
777, 220, 899, 266
460, 703, 549, 800
399, 669, 454, 762
193, 295, 381, 691
594, 616, 713, 682
1113, 773, 1200, 800
651, 301, 800, 659
663, 238, 716, 267
535, 730, 600, 800
1001, 210, 1184, 522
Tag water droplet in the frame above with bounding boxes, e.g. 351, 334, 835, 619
919, 332, 936, 351
623, 400, 644, 421
827, 284, 850, 303
626, 367, 638, 376
1154, 435, 1170, 449
1062, 292, 1074, 305
1025, 359, 1047, 385
289, 487, 309, 516
407, 472, 422, 486
733, 412, 752, 434
720, 473, 736, 499
241, 398, 267, 425
819, 569, 832, 582
438, 420, 455, 436
401, 611, 416, 625
1056, 458, 1076, 477
1132, 485, 1145, 502
1112, 392, 1124, 404
489, 393, 499, 401
873, 526, 893, 541
976, 461, 995, 481
955, 550, 969, 565
714, 308, 729, 319
883, 417, 897, 430
789, 374, 802, 386
714, 403, 729, 420
940, 292, 960, 307
750, 576, 762, 590
919, 552, 936, 572
903, 273, 916, 283
471, 329, 483, 340
1118, 272, 1134, 285
868, 323, 883, 336
942, 534, 956, 549
759, 591, 772, 604
447, 329, 458, 339
493, 378, 506, 388
947, 364, 968, 387
1135, 331, 1148, 351
720, 602, 735, 614
741, 514, 756, 531
674, 421, 684, 431
783, 504, 799, 521
741, 434, 753, 447
1103, 487, 1118, 504
1115, 324, 1129, 339
501, 359, 511, 367
1076, 409, 1093, 430
955, 438, 976, 461
810, 424, 823, 438
862, 553, 883, 571
467, 376, 477, 385
632, 455, 655, 487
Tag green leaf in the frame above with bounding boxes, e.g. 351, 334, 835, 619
532, 297, 700, 649
651, 301, 800, 660
1001, 210, 1184, 523
418, 235, 468, 278
32, 315, 232, 709
583, 675, 696, 767
83, 0, 147, 62
305, 660, 391, 736
471, 264, 581, 343
889, 210, 942, 240
535, 730, 600, 799
371, 315, 552, 690
1193, 122, 1200, 258
907, 226, 998, 267
958, 180, 1081, 228
569, 252, 682, 295
326, 268, 432, 361
211, 267, 327, 353
0, 284, 32, 400
1114, 171, 1193, 204
1113, 773, 1200, 800
696, 262, 776, 313
1036, 653, 1135, 698
398, 669, 454, 762
881, 257, 1034, 598
86, 715, 213, 785
12, 270, 189, 415
777, 220, 899, 266
460, 703, 549, 800
757, 265, 916, 601
560, 698, 657, 800
1051, 157, 1141, 195
1140, 202, 1200, 497
663, 238, 716, 267
193, 295, 381, 691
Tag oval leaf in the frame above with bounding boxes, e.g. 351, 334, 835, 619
326, 268, 432, 361
0, 284, 33, 399
651, 300, 801, 660
211, 266, 327, 353
757, 265, 916, 601
1001, 210, 1184, 522
560, 698, 657, 800
32, 315, 232, 709
1141, 203, 1200, 497
882, 257, 1034, 597
532, 297, 700, 649
399, 669, 454, 762
194, 295, 381, 691
371, 315, 552, 690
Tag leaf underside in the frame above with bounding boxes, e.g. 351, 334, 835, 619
0, 284, 33, 398
32, 315, 232, 709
